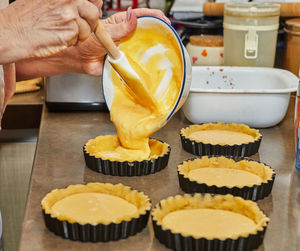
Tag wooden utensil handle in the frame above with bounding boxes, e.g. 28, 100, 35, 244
94, 20, 121, 60
203, 2, 224, 17
279, 3, 300, 17
203, 2, 300, 17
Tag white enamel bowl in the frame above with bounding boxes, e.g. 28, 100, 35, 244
102, 16, 192, 121
183, 66, 299, 128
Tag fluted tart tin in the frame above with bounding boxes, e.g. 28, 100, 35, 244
177, 156, 275, 201
152, 193, 269, 251
180, 122, 262, 157
84, 136, 171, 176
41, 183, 151, 242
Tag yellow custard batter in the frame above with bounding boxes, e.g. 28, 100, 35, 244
162, 208, 257, 239
188, 167, 262, 187
109, 23, 183, 160
51, 192, 137, 225
86, 135, 169, 161
188, 130, 255, 145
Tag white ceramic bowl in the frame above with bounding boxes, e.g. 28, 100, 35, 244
183, 66, 299, 128
102, 16, 192, 121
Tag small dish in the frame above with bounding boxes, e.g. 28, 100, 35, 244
102, 16, 192, 123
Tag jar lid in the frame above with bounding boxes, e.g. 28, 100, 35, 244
285, 18, 300, 33
189, 35, 223, 47
224, 2, 280, 17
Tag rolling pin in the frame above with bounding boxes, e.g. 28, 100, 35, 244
94, 20, 158, 110
203, 2, 300, 17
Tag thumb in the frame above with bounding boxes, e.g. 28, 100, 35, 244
103, 8, 137, 43
82, 60, 104, 76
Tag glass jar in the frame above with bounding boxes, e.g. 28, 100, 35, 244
284, 18, 300, 76
223, 3, 280, 67
186, 35, 224, 66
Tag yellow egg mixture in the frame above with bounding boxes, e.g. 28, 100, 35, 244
162, 208, 257, 239
189, 130, 255, 146
51, 193, 137, 225
188, 168, 262, 187
108, 23, 183, 160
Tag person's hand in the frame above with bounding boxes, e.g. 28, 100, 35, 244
0, 0, 102, 64
60, 8, 170, 76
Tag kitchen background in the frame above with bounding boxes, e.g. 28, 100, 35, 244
1, 0, 300, 251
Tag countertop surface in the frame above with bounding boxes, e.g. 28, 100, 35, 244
9, 91, 44, 105
17, 94, 300, 251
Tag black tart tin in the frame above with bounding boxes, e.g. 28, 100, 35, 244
180, 131, 262, 158
178, 157, 275, 201
83, 142, 171, 176
42, 208, 150, 242
152, 217, 267, 251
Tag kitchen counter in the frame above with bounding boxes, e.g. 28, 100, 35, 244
17, 95, 300, 251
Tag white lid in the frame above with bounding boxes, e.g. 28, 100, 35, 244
224, 2, 280, 17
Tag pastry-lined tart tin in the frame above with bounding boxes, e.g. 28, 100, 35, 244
180, 122, 262, 157
41, 183, 151, 242
83, 136, 171, 176
152, 193, 269, 251
177, 156, 275, 201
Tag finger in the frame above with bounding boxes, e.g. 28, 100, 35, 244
82, 60, 103, 76
76, 18, 91, 42
88, 0, 103, 15
77, 0, 100, 31
66, 20, 79, 47
103, 8, 137, 42
133, 8, 170, 24
104, 8, 170, 25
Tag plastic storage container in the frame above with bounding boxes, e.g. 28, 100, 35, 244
284, 18, 300, 76
223, 3, 280, 67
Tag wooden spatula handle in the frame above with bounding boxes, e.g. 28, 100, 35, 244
94, 20, 121, 60
203, 2, 300, 17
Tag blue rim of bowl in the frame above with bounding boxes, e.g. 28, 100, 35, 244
101, 16, 187, 121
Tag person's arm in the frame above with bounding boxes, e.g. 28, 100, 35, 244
15, 8, 169, 81
0, 0, 100, 65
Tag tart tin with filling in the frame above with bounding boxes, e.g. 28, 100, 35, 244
178, 156, 275, 201
152, 193, 269, 251
84, 135, 171, 176
41, 183, 151, 242
180, 122, 262, 157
